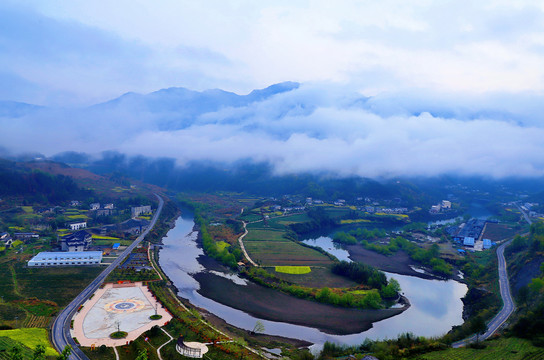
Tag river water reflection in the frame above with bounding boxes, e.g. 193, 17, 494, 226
159, 210, 467, 346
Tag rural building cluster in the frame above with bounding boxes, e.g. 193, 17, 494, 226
447, 219, 496, 252
11, 201, 156, 267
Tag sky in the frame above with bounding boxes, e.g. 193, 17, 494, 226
1, 1, 544, 178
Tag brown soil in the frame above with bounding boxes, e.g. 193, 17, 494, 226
201, 310, 313, 348
193, 271, 407, 335
482, 223, 517, 242
345, 245, 437, 280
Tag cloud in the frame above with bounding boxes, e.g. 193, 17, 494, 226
2, 83, 544, 179
2, 1, 544, 105
0, 2, 237, 105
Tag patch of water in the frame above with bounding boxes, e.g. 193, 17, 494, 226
208, 270, 248, 285
301, 236, 352, 262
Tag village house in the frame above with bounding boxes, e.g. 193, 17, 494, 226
131, 205, 152, 217
1, 232, 13, 248
96, 209, 113, 217
60, 230, 92, 252
67, 221, 87, 230
14, 232, 39, 240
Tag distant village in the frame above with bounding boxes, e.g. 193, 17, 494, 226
266, 195, 412, 216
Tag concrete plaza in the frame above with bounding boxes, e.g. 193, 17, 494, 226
71, 282, 172, 347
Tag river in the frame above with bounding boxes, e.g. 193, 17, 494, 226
159, 210, 467, 346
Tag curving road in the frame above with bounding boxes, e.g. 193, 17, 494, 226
452, 238, 515, 347
237, 221, 258, 267
51, 194, 164, 360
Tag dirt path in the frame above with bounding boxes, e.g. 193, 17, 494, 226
238, 221, 258, 266
157, 328, 174, 360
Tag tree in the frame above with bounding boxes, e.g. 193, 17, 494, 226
56, 345, 72, 360
517, 285, 529, 308
135, 349, 149, 360
381, 278, 401, 298
529, 278, 544, 293
9, 346, 23, 360
32, 345, 46, 360
252, 320, 265, 334
316, 287, 331, 302
470, 316, 487, 344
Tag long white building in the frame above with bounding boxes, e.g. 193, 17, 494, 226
27, 251, 102, 267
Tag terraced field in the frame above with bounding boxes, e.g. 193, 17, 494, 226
22, 315, 51, 328
0, 329, 58, 357
415, 337, 543, 360
0, 337, 34, 360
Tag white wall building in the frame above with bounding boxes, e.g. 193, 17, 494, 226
441, 200, 452, 209
131, 205, 152, 217
28, 251, 102, 267
68, 221, 87, 230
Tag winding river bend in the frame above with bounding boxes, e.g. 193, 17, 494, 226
159, 210, 467, 346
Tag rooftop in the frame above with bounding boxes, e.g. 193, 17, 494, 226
31, 251, 102, 261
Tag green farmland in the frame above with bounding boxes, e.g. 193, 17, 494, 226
243, 225, 331, 266
413, 337, 544, 360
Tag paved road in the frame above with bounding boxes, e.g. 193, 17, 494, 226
516, 202, 533, 225
51, 194, 164, 360
452, 238, 515, 347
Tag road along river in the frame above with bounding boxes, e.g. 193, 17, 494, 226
159, 210, 467, 346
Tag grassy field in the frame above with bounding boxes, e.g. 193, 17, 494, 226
66, 214, 89, 220
0, 256, 102, 328
322, 207, 352, 219
244, 227, 287, 241
91, 235, 121, 240
92, 239, 132, 246
268, 213, 311, 226
244, 223, 333, 263
245, 239, 331, 266
413, 337, 544, 360
240, 213, 262, 222
271, 266, 356, 288
275, 265, 312, 274
0, 328, 58, 357
21, 206, 33, 213
216, 241, 230, 252
340, 219, 372, 224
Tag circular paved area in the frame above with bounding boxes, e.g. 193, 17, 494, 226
105, 299, 146, 313
71, 282, 172, 347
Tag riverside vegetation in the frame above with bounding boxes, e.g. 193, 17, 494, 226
184, 196, 404, 311
334, 231, 453, 276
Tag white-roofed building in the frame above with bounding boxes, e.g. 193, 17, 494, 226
28, 251, 102, 267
